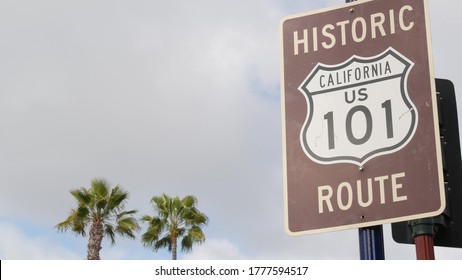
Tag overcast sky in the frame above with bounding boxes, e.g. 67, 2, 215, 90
1, 0, 461, 260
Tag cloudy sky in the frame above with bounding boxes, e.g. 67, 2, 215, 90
1, 0, 461, 260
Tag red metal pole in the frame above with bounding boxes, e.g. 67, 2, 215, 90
410, 218, 436, 260
414, 235, 435, 260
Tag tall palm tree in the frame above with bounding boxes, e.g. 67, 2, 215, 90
141, 194, 208, 260
56, 178, 140, 260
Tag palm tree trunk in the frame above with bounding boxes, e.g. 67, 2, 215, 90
171, 235, 177, 260
87, 218, 104, 260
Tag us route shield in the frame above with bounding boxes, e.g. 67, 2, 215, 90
299, 48, 417, 166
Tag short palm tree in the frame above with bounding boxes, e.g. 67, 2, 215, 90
141, 194, 208, 260
56, 178, 140, 260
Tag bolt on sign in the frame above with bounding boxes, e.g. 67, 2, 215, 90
280, 0, 445, 235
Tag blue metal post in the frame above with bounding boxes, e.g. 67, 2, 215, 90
358, 225, 385, 260
343, 0, 386, 260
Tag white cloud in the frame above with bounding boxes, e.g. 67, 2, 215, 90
184, 238, 248, 260
0, 222, 80, 259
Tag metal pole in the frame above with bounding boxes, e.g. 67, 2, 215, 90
358, 225, 385, 260
415, 235, 435, 260
410, 218, 437, 260
343, 0, 386, 260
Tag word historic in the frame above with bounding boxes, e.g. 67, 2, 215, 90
293, 4, 414, 55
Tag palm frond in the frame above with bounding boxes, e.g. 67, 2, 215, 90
181, 235, 194, 252
140, 215, 153, 223
117, 209, 138, 219
105, 224, 116, 245
116, 216, 140, 238
154, 236, 172, 252
91, 178, 109, 198
141, 216, 165, 246
188, 225, 206, 241
182, 195, 197, 208
70, 188, 91, 205
108, 186, 128, 210
55, 208, 88, 236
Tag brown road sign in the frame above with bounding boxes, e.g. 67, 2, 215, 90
280, 0, 445, 235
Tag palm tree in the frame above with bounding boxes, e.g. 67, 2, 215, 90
56, 178, 140, 260
141, 194, 208, 260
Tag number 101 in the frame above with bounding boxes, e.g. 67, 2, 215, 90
323, 99, 393, 149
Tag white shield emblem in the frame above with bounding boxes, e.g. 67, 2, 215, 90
298, 47, 418, 166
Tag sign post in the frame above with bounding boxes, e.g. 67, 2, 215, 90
411, 218, 436, 259
358, 225, 384, 259
281, 0, 444, 255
